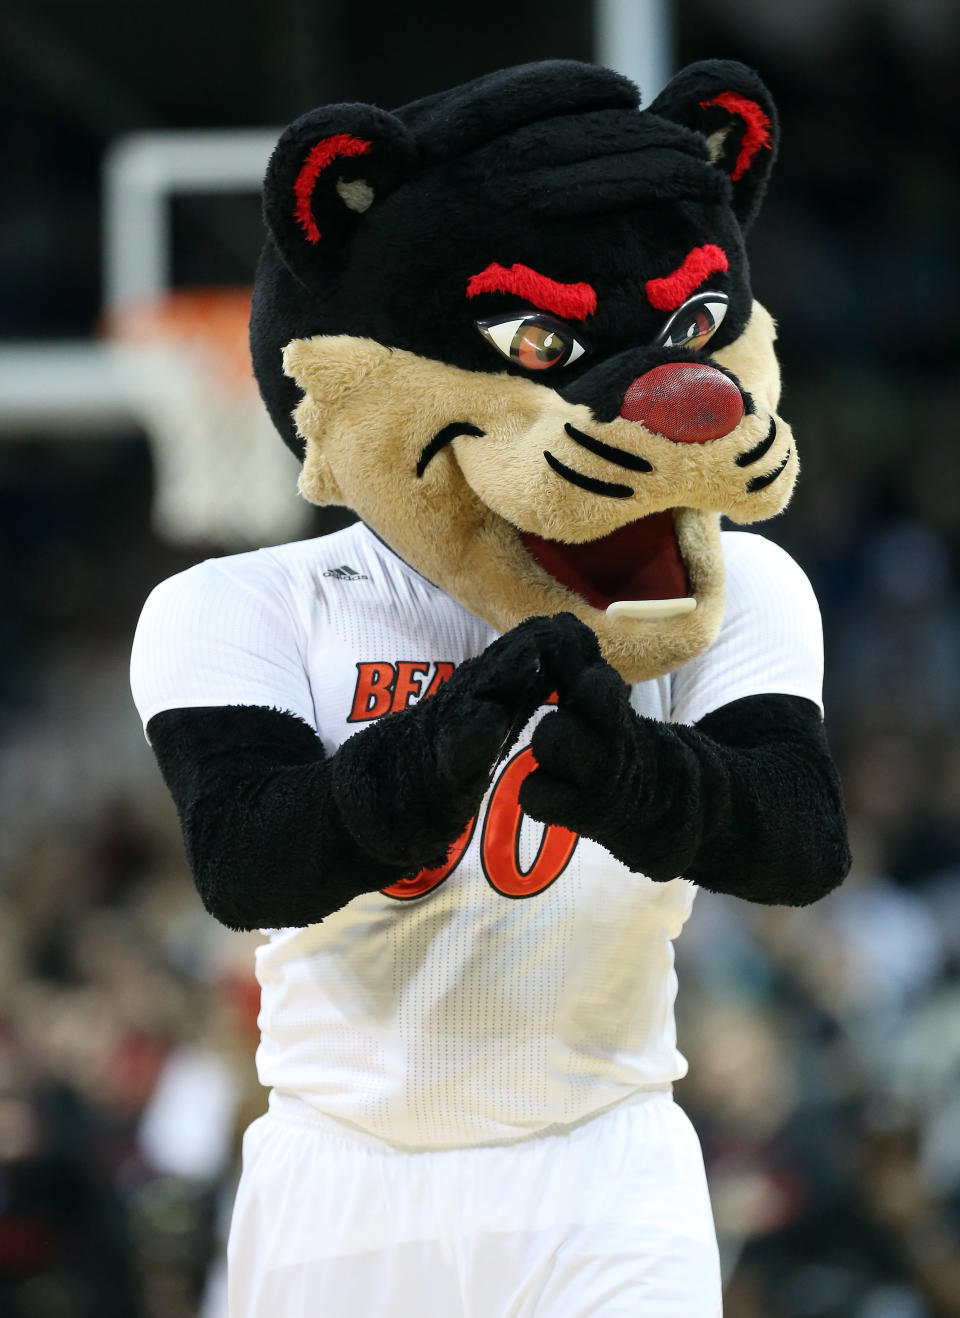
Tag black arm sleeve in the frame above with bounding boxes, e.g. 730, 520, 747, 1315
522, 685, 851, 906
682, 694, 851, 903
147, 705, 409, 930
145, 613, 601, 931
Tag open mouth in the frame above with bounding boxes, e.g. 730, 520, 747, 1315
519, 510, 691, 612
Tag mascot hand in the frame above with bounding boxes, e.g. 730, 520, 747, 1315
521, 660, 704, 881
331, 613, 599, 872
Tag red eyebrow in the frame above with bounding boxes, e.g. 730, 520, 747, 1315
645, 244, 729, 312
466, 263, 597, 321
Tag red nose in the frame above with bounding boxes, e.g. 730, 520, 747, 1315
620, 362, 745, 443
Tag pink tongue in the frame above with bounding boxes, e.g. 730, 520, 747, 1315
520, 511, 690, 611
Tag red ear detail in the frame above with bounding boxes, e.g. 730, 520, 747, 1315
293, 133, 373, 244
698, 92, 772, 181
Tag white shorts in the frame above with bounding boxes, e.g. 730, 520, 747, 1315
228, 1091, 721, 1317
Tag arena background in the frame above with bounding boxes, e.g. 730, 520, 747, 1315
1, 1, 958, 1314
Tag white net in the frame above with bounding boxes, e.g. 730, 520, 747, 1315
111, 290, 311, 549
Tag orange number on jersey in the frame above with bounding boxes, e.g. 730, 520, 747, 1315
381, 815, 477, 901
381, 691, 576, 903
480, 747, 579, 898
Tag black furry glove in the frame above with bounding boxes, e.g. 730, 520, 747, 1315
331, 612, 599, 871
519, 661, 850, 906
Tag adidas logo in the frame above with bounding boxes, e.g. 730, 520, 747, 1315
323, 564, 369, 581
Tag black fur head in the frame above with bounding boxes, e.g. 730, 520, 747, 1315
251, 59, 791, 685
251, 59, 778, 459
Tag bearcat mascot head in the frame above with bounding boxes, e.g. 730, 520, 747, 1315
250, 59, 795, 683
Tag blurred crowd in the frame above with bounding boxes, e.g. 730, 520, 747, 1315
0, 797, 264, 1318
1, 1, 958, 1315
670, 10, 960, 1313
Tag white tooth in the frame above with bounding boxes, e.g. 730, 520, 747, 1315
605, 598, 697, 620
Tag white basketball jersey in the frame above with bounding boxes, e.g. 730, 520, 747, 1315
131, 522, 823, 1148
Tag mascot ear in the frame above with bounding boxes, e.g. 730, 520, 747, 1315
263, 104, 418, 287
649, 60, 778, 232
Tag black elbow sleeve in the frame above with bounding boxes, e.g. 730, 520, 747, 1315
687, 694, 851, 906
147, 705, 406, 929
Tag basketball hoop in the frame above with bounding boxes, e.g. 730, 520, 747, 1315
109, 288, 311, 548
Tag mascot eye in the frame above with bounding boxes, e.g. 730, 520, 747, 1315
656, 293, 729, 352
476, 314, 587, 371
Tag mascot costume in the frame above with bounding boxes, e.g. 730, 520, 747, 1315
131, 59, 850, 1318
